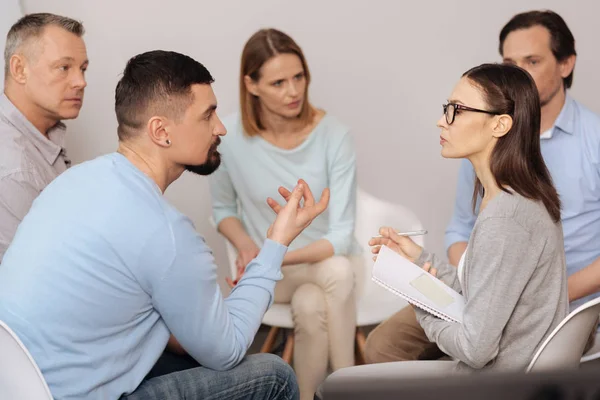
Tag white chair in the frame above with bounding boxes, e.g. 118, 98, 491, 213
580, 308, 600, 364
527, 295, 600, 372
581, 331, 600, 363
221, 188, 424, 364
319, 296, 600, 398
0, 320, 52, 399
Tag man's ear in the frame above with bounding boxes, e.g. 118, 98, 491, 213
492, 114, 513, 138
146, 116, 171, 147
559, 54, 576, 82
9, 54, 28, 84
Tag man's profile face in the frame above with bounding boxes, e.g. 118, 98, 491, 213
168, 84, 226, 176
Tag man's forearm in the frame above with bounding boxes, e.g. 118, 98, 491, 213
283, 239, 334, 266
447, 241, 468, 267
568, 256, 600, 302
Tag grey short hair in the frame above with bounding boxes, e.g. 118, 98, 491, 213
4, 13, 85, 78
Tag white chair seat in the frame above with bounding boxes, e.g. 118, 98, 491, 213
356, 286, 407, 327
581, 332, 600, 362
353, 189, 423, 328
262, 304, 294, 328
527, 296, 600, 372
0, 320, 52, 399
321, 295, 600, 398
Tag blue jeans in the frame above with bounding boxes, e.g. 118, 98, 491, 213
123, 352, 300, 400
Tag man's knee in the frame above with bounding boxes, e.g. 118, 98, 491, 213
291, 284, 326, 334
364, 324, 400, 364
246, 353, 299, 398
249, 353, 294, 377
364, 306, 428, 364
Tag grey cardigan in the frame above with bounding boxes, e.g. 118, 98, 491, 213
415, 190, 568, 372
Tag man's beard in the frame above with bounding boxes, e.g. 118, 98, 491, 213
185, 138, 222, 176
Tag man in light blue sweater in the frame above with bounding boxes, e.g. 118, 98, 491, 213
0, 50, 328, 399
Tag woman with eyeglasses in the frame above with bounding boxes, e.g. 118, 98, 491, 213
365, 63, 568, 374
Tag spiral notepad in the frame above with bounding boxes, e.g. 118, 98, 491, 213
372, 245, 465, 323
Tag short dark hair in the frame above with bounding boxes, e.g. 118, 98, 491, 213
115, 50, 214, 140
4, 13, 84, 78
499, 10, 576, 89
463, 63, 561, 222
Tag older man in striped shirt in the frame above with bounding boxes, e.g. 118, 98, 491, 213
0, 13, 87, 261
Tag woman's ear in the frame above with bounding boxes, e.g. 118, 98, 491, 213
244, 75, 259, 97
492, 114, 513, 138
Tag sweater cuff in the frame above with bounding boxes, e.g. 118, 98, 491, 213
414, 249, 433, 268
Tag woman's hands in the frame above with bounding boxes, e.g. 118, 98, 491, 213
368, 226, 424, 262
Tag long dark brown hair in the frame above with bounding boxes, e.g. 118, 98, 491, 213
239, 28, 315, 136
463, 63, 561, 222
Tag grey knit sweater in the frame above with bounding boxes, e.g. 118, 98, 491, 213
415, 190, 568, 372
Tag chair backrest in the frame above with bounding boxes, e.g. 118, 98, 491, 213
0, 320, 52, 399
526, 296, 600, 373
207, 215, 241, 280
353, 188, 424, 299
221, 188, 424, 297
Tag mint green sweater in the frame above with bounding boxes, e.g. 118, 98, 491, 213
209, 113, 360, 255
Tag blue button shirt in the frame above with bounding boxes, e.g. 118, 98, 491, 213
0, 153, 286, 399
445, 96, 600, 308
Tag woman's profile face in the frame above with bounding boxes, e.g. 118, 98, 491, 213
246, 53, 307, 119
437, 77, 498, 160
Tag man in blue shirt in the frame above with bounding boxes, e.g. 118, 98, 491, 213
0, 50, 329, 399
364, 10, 600, 364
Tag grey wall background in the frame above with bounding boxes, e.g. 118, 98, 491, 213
1, 0, 23, 92
16, 0, 600, 292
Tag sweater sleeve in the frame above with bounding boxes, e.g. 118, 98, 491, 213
414, 249, 461, 293
321, 132, 357, 255
150, 213, 286, 371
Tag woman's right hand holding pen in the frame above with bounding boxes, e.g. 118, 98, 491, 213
369, 226, 424, 263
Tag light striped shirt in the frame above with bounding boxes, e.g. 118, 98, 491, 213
0, 94, 70, 262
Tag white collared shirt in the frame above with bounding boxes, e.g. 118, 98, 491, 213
540, 127, 553, 140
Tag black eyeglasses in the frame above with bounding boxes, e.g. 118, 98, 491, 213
443, 103, 500, 125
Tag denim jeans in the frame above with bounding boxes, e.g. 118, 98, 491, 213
123, 352, 300, 400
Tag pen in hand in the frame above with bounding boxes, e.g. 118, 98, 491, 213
374, 229, 427, 238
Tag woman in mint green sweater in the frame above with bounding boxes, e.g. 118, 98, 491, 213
209, 29, 360, 400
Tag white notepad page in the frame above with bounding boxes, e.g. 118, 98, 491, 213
372, 245, 465, 323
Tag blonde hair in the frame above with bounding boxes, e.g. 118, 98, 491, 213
239, 29, 315, 136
